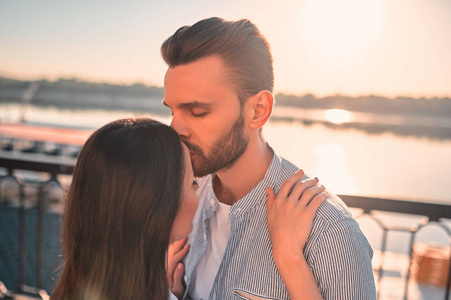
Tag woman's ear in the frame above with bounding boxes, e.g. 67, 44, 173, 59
247, 90, 274, 130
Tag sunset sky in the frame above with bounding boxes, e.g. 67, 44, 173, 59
1, 0, 450, 97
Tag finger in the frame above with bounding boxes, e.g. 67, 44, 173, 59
288, 177, 319, 203
266, 187, 275, 211
168, 237, 188, 256
277, 170, 305, 200
170, 244, 190, 266
167, 243, 190, 280
298, 184, 326, 206
168, 238, 188, 266
307, 192, 328, 214
171, 263, 186, 296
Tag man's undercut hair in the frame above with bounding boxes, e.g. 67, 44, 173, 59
161, 17, 274, 105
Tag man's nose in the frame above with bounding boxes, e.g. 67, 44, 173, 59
170, 114, 190, 138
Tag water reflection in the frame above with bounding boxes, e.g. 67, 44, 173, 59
273, 106, 451, 129
265, 121, 451, 203
324, 109, 352, 124
312, 142, 360, 195
271, 105, 451, 140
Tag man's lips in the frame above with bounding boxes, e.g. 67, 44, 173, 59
182, 140, 201, 158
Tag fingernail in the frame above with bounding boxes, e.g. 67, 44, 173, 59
295, 169, 303, 174
178, 263, 184, 269
314, 177, 319, 180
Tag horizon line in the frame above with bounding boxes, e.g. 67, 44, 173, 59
1, 73, 450, 100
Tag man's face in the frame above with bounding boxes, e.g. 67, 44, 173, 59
163, 55, 249, 177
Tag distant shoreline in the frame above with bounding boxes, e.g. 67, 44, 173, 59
2, 76, 451, 140
2, 76, 450, 115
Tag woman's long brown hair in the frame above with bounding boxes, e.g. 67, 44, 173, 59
51, 118, 184, 300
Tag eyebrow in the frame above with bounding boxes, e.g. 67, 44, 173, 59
162, 100, 212, 110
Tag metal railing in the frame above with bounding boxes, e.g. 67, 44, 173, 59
0, 152, 450, 299
0, 152, 73, 299
339, 195, 451, 300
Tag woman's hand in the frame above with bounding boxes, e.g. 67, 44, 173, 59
167, 237, 189, 299
266, 169, 328, 262
266, 170, 326, 300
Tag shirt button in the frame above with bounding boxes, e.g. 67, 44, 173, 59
210, 199, 215, 206
203, 233, 207, 240
184, 275, 188, 283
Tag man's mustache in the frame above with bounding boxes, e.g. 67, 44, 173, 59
182, 140, 203, 156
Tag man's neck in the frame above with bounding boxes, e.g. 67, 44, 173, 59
213, 140, 274, 206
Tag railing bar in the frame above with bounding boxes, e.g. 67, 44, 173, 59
340, 195, 451, 221
36, 184, 44, 290
378, 229, 388, 283
0, 157, 74, 175
18, 182, 25, 293
446, 245, 451, 300
0, 175, 18, 297
0, 177, 4, 296
404, 224, 425, 300
377, 228, 388, 300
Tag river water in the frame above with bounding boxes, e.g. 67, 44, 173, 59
2, 103, 450, 204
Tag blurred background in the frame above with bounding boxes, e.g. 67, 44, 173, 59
1, 0, 450, 201
1, 0, 450, 299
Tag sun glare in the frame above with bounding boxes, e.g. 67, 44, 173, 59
313, 142, 360, 195
325, 109, 352, 124
299, 0, 386, 72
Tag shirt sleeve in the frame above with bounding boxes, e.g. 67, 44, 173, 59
310, 218, 377, 300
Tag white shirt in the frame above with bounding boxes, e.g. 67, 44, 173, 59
189, 192, 231, 300
169, 290, 178, 300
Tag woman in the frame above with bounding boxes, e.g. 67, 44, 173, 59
52, 117, 326, 300
52, 118, 198, 299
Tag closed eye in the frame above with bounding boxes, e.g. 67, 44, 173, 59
191, 111, 208, 118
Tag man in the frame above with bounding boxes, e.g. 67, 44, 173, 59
162, 17, 376, 299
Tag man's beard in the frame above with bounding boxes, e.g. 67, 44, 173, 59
183, 112, 249, 178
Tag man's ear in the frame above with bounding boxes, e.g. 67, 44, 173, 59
247, 90, 274, 130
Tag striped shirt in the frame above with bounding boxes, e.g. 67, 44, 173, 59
183, 153, 376, 300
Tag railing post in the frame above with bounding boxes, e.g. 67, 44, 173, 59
0, 176, 4, 296
446, 245, 451, 300
36, 183, 44, 290
377, 228, 388, 299
0, 175, 13, 298
0, 173, 19, 298
18, 178, 25, 295
404, 230, 417, 300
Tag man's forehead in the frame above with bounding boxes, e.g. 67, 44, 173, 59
162, 56, 241, 108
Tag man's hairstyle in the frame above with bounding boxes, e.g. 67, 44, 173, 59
161, 17, 274, 104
